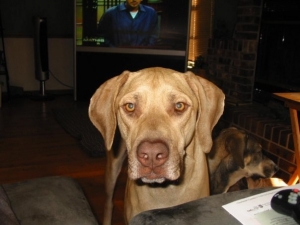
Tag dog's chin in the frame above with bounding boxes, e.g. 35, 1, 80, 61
141, 177, 166, 184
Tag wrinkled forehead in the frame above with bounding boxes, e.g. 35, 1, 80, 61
118, 70, 194, 97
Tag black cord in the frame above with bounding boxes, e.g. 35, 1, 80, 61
49, 70, 73, 89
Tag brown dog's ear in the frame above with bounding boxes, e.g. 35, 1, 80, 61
88, 71, 130, 151
185, 71, 225, 153
225, 135, 246, 169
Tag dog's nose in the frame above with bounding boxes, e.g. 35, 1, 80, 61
137, 141, 169, 168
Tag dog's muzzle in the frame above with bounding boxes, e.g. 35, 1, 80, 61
137, 140, 170, 183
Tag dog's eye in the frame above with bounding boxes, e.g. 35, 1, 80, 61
175, 102, 185, 112
124, 103, 135, 112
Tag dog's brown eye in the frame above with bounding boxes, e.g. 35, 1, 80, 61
124, 103, 135, 112
175, 102, 185, 111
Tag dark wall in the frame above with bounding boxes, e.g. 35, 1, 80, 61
213, 0, 238, 38
0, 0, 74, 37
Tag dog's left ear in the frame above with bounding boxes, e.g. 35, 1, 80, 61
225, 135, 246, 169
185, 71, 225, 153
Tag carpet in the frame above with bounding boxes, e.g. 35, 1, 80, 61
53, 106, 106, 157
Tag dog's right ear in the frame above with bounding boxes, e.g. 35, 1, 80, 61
89, 71, 130, 151
184, 72, 225, 154
225, 134, 246, 169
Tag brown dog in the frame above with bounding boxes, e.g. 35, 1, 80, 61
207, 127, 279, 195
89, 67, 225, 224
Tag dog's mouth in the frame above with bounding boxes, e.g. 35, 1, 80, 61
141, 176, 166, 184
136, 177, 180, 187
128, 139, 182, 183
135, 164, 181, 183
132, 166, 180, 183
136, 162, 175, 184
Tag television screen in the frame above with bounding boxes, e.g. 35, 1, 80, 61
76, 0, 190, 55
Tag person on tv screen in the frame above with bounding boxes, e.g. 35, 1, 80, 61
97, 0, 159, 47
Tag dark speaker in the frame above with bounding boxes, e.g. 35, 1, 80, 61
33, 17, 49, 81
31, 17, 53, 100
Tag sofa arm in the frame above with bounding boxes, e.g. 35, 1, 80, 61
129, 188, 275, 225
2, 176, 99, 225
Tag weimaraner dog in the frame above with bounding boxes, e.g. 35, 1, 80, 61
89, 67, 225, 225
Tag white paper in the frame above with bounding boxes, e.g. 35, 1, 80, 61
222, 183, 300, 225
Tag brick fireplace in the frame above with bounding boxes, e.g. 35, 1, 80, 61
207, 0, 261, 104
205, 0, 300, 183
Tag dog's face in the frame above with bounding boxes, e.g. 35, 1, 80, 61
209, 127, 278, 194
221, 127, 278, 178
242, 134, 278, 178
116, 71, 199, 183
89, 67, 225, 184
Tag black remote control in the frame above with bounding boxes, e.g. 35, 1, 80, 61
270, 188, 300, 224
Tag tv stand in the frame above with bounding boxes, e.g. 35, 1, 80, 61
75, 51, 187, 101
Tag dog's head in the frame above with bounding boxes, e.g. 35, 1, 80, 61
218, 127, 279, 178
89, 67, 224, 183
